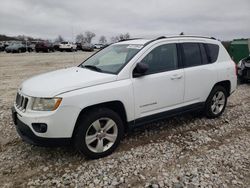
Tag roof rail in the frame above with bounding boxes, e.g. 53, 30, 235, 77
118, 38, 142, 42
158, 35, 217, 41
143, 35, 217, 47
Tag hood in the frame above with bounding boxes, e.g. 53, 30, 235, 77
20, 67, 117, 97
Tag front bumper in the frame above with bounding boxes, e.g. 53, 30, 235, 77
11, 107, 71, 147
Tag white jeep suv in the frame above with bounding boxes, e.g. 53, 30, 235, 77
59, 42, 77, 52
12, 36, 237, 159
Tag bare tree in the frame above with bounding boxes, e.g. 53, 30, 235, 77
84, 31, 96, 43
110, 33, 131, 43
75, 33, 86, 43
55, 35, 64, 43
121, 33, 130, 40
99, 36, 107, 44
110, 36, 119, 43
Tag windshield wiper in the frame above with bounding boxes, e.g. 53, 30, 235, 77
82, 65, 102, 72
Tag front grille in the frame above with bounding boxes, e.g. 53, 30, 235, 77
16, 93, 29, 111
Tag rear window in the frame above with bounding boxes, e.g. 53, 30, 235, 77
199, 44, 209, 64
182, 43, 202, 67
204, 43, 219, 63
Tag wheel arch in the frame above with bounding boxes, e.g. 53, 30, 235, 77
213, 80, 231, 97
72, 100, 128, 138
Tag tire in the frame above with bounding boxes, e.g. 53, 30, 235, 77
204, 85, 227, 118
74, 108, 124, 159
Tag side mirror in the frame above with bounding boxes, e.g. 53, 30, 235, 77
133, 62, 149, 78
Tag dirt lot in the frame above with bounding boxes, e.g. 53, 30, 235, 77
0, 52, 250, 188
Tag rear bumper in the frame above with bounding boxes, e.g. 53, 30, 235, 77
11, 107, 71, 147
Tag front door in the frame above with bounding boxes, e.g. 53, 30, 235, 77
132, 43, 184, 120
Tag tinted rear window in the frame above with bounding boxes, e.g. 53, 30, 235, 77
182, 43, 202, 67
199, 44, 209, 64
205, 43, 219, 63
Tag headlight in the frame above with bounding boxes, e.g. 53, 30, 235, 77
32, 98, 62, 111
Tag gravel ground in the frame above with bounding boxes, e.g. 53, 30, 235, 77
0, 52, 249, 188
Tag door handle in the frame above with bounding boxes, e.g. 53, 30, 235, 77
171, 74, 183, 80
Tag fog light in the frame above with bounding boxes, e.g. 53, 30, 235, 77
32, 123, 47, 133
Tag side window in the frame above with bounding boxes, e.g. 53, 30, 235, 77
199, 44, 209, 64
182, 43, 202, 67
204, 43, 219, 63
142, 44, 178, 74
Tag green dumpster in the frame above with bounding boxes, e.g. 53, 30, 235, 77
228, 39, 250, 63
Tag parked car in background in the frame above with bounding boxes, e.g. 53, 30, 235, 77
29, 41, 39, 51
53, 42, 60, 51
12, 36, 237, 159
0, 42, 5, 51
94, 43, 104, 49
82, 43, 95, 51
5, 43, 32, 53
59, 42, 77, 52
238, 55, 250, 83
35, 41, 54, 52
76, 43, 82, 51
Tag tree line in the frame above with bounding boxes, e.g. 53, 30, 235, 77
55, 31, 130, 44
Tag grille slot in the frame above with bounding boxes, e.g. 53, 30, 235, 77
15, 93, 29, 111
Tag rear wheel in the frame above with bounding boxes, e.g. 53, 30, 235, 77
205, 86, 227, 118
74, 108, 124, 159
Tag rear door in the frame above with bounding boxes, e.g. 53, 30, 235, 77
181, 42, 217, 103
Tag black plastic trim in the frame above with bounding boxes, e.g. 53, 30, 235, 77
128, 102, 205, 128
11, 107, 71, 147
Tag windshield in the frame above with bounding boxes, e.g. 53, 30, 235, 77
80, 44, 143, 74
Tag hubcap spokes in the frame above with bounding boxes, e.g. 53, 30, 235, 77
85, 118, 118, 153
211, 91, 225, 114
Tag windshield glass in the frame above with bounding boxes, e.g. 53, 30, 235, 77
80, 44, 143, 74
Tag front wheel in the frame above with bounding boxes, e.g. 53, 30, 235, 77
205, 86, 227, 118
74, 108, 124, 159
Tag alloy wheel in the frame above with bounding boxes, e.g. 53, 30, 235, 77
211, 91, 226, 115
85, 118, 118, 153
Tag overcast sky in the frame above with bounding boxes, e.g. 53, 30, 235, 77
0, 0, 249, 42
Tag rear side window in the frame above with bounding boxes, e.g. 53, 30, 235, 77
182, 43, 202, 67
199, 44, 209, 64
205, 43, 219, 63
